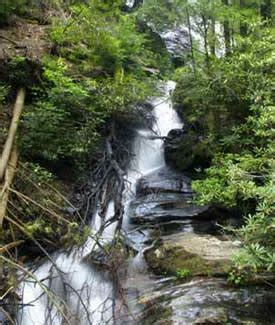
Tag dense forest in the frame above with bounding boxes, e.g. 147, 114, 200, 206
0, 0, 274, 324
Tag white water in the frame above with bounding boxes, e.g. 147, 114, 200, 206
18, 81, 183, 325
124, 81, 182, 199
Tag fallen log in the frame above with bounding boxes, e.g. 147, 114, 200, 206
0, 148, 18, 226
0, 88, 25, 181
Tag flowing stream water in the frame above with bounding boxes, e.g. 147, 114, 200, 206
18, 81, 182, 324
18, 82, 274, 325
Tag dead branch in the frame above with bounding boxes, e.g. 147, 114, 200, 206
0, 306, 15, 325
18, 162, 84, 223
8, 188, 71, 224
0, 35, 20, 46
0, 240, 24, 254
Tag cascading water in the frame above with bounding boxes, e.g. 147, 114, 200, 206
19, 81, 182, 325
124, 81, 182, 209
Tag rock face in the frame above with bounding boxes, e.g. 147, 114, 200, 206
0, 19, 51, 61
144, 233, 240, 276
136, 167, 191, 195
164, 128, 211, 171
161, 27, 190, 67
130, 167, 216, 224
130, 197, 211, 224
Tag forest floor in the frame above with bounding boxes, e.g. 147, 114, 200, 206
0, 16, 51, 61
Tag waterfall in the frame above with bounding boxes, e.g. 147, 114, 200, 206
124, 81, 182, 198
18, 81, 182, 325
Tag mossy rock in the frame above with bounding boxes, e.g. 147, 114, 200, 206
144, 234, 237, 277
145, 245, 231, 277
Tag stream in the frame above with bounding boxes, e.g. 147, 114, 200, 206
18, 82, 274, 325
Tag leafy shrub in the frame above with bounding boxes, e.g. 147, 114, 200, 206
176, 268, 191, 279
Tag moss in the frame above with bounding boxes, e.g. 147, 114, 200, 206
141, 301, 173, 325
145, 243, 232, 278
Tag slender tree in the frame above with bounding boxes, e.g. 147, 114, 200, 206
186, 6, 196, 73
222, 0, 231, 55
202, 13, 210, 66
210, 17, 216, 56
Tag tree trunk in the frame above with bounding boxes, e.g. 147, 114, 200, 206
202, 15, 210, 67
222, 0, 231, 55
186, 7, 196, 73
210, 17, 216, 56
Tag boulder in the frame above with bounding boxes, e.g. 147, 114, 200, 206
144, 233, 240, 276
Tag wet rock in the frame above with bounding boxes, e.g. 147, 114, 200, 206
194, 310, 229, 324
164, 128, 212, 171
84, 242, 130, 271
164, 128, 186, 169
165, 128, 186, 148
131, 177, 217, 224
130, 200, 211, 224
144, 233, 239, 276
138, 278, 275, 325
136, 167, 192, 195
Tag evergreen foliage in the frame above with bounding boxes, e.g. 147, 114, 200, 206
142, 0, 274, 275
